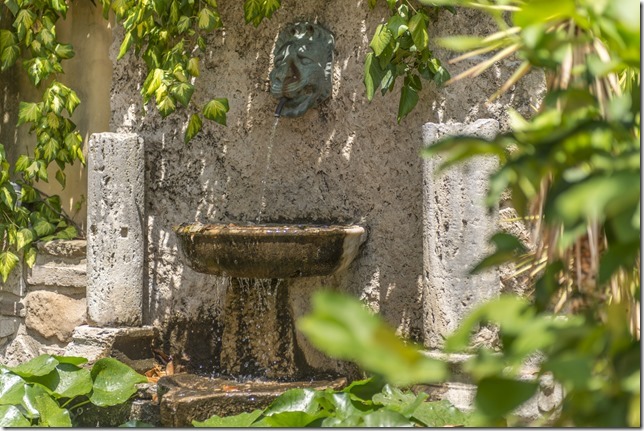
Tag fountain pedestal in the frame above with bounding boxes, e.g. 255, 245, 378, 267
163, 223, 366, 425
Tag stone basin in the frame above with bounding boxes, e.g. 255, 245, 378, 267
174, 223, 366, 278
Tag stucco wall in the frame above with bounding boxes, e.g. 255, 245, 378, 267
108, 2, 543, 373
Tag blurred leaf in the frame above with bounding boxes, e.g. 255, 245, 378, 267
297, 291, 447, 386
412, 399, 472, 427
471, 233, 528, 274
475, 377, 538, 418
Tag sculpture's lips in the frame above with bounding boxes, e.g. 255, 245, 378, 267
174, 223, 367, 278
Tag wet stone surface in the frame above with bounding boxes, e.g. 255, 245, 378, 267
158, 373, 347, 426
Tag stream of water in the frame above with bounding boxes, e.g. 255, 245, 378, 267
256, 117, 280, 223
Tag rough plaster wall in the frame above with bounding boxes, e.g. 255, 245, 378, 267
108, 1, 544, 372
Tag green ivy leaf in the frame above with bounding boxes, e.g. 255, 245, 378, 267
202, 98, 229, 125
171, 82, 194, 107
187, 57, 200, 77
89, 358, 147, 407
397, 81, 418, 123
24, 245, 37, 268
54, 43, 74, 59
197, 7, 220, 31
157, 94, 176, 118
15, 228, 33, 251
0, 45, 19, 71
185, 113, 202, 144
17, 102, 42, 125
370, 24, 393, 57
408, 12, 429, 50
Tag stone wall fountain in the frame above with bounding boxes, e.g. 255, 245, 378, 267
157, 22, 368, 426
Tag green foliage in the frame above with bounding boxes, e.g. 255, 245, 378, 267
444, 296, 640, 426
297, 290, 447, 387
0, 354, 147, 427
193, 378, 471, 427
365, 1, 450, 122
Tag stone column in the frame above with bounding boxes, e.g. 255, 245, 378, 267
87, 133, 144, 326
422, 119, 500, 349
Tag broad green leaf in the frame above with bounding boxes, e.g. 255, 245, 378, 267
0, 405, 30, 427
256, 411, 326, 427
297, 291, 447, 386
54, 225, 78, 240
343, 376, 386, 402
475, 377, 538, 418
9, 355, 59, 378
364, 52, 384, 101
263, 389, 322, 416
0, 251, 19, 282
397, 82, 418, 123
31, 363, 92, 399
362, 409, 414, 427
408, 13, 429, 50
387, 15, 408, 38
0, 372, 26, 405
14, 155, 30, 173
202, 98, 229, 125
372, 385, 427, 417
34, 391, 72, 426
144, 68, 164, 96
51, 355, 88, 367
185, 113, 202, 144
193, 409, 262, 427
370, 24, 392, 57
89, 357, 147, 407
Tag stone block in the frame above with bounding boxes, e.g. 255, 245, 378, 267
64, 325, 155, 371
37, 239, 87, 259
1, 333, 41, 367
422, 119, 501, 349
87, 133, 144, 327
0, 316, 19, 338
25, 291, 86, 342
27, 262, 86, 290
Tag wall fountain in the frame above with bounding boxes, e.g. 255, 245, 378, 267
157, 22, 367, 426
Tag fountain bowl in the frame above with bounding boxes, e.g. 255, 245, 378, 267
174, 223, 366, 278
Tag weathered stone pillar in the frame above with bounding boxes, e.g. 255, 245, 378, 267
87, 133, 144, 326
422, 119, 500, 349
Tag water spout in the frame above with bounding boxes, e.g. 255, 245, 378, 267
274, 97, 287, 117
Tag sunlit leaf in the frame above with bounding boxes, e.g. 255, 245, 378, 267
202, 98, 229, 125
89, 357, 147, 407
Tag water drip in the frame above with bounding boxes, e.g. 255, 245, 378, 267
257, 118, 280, 223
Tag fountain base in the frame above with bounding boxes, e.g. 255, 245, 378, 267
158, 373, 347, 426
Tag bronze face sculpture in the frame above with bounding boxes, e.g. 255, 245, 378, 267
269, 22, 334, 117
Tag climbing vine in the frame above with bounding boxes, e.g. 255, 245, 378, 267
0, 0, 447, 280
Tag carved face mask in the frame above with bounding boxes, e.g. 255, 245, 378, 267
269, 22, 334, 117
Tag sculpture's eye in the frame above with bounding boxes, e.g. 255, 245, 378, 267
299, 56, 313, 65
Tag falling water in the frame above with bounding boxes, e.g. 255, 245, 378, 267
219, 277, 298, 380
256, 117, 280, 223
